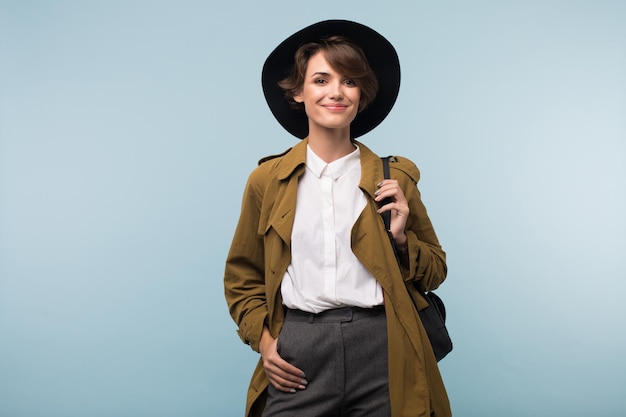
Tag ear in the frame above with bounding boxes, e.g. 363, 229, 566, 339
293, 91, 304, 103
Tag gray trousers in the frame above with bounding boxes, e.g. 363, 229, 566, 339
262, 306, 391, 417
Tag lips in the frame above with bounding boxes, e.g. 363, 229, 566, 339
322, 104, 349, 111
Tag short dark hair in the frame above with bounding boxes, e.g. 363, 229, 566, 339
278, 35, 379, 112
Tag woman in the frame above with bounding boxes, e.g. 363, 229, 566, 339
224, 20, 451, 417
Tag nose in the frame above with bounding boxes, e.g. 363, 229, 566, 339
328, 81, 344, 100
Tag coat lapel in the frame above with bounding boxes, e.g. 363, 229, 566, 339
263, 139, 307, 246
352, 142, 400, 291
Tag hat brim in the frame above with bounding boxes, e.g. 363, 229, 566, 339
262, 20, 400, 139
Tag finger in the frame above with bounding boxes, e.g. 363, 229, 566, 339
375, 183, 405, 202
266, 357, 306, 381
266, 367, 308, 392
267, 372, 308, 392
263, 345, 306, 378
377, 201, 406, 214
263, 356, 307, 391
374, 188, 396, 203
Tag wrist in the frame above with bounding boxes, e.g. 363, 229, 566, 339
393, 233, 407, 247
259, 326, 272, 354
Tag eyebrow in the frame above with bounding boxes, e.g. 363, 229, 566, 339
310, 71, 331, 78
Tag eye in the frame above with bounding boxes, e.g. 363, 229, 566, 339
344, 79, 357, 87
314, 78, 327, 84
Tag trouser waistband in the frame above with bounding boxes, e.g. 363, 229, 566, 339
284, 305, 385, 323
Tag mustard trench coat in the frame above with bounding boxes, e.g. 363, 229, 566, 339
224, 139, 451, 417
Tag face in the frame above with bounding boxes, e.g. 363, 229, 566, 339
293, 52, 361, 135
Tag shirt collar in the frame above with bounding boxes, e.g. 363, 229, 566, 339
306, 144, 361, 180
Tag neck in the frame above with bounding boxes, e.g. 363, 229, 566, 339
307, 125, 355, 163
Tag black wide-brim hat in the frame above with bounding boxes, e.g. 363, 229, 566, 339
262, 19, 401, 139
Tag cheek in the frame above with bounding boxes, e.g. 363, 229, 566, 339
352, 91, 362, 109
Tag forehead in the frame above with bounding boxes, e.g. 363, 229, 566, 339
305, 52, 337, 75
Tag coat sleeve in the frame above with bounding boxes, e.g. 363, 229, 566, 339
392, 157, 447, 292
224, 169, 268, 352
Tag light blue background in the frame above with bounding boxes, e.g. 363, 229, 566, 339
1, 1, 625, 416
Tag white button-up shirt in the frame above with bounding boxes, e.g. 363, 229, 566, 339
281, 145, 384, 313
